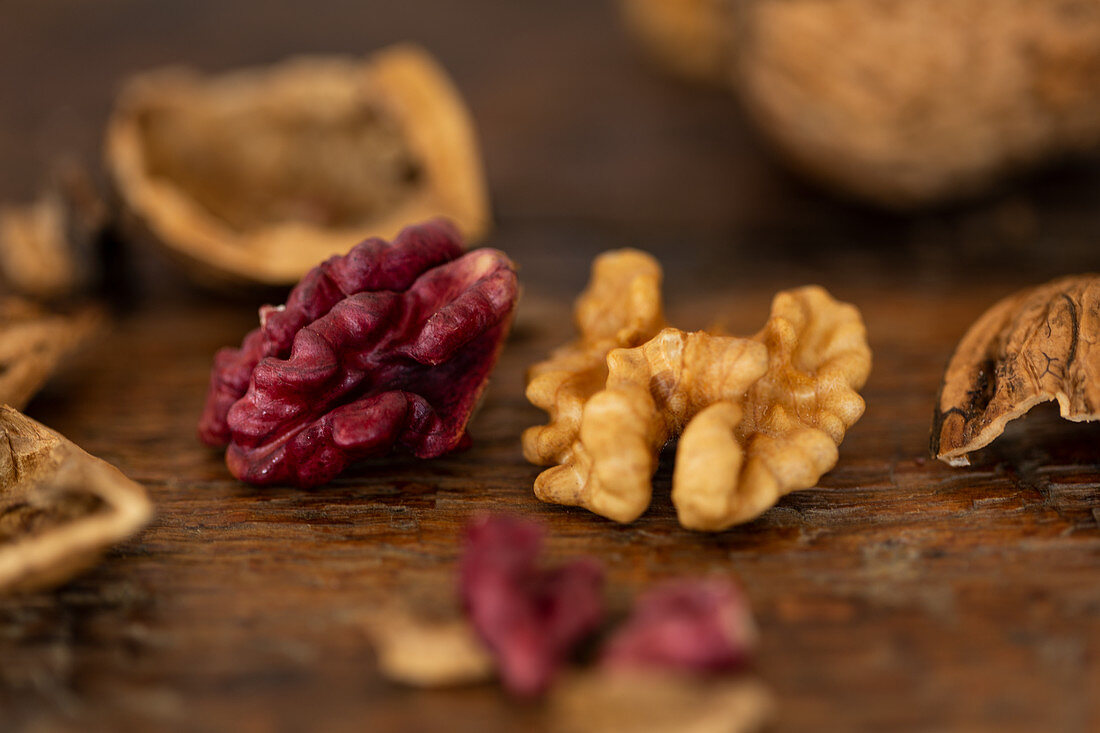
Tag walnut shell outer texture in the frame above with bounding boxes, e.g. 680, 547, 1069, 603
932, 274, 1100, 466
0, 406, 152, 594
620, 0, 1100, 207
736, 0, 1100, 207
106, 44, 490, 286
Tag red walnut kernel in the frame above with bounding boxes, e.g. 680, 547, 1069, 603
600, 578, 757, 675
197, 219, 518, 486
459, 514, 605, 696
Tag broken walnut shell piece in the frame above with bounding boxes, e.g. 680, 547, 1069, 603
0, 163, 109, 301
0, 406, 151, 594
932, 275, 1100, 466
523, 249, 665, 467
365, 606, 495, 689
551, 671, 775, 733
0, 298, 102, 411
106, 44, 489, 286
617, 0, 735, 84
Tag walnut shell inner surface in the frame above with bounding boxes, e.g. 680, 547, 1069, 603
106, 44, 490, 285
0, 406, 151, 594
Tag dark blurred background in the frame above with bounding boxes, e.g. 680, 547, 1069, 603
4, 0, 1100, 303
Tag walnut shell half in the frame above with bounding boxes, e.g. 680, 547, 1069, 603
106, 44, 489, 286
0, 406, 151, 594
932, 275, 1100, 466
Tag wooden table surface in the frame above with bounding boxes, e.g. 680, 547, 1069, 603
3, 2, 1100, 731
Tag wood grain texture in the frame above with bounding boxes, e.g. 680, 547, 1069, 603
2, 2, 1100, 732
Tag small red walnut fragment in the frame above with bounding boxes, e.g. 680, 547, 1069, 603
198, 219, 518, 486
459, 514, 604, 696
0, 297, 102, 410
933, 274, 1100, 466
600, 578, 757, 674
0, 406, 151, 594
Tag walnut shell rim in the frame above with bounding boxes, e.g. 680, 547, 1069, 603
105, 44, 490, 286
0, 406, 152, 594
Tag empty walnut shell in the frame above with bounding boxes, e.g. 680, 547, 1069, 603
106, 44, 489, 286
0, 298, 101, 410
933, 275, 1100, 466
0, 406, 151, 594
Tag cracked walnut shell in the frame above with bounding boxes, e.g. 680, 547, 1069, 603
0, 298, 101, 411
933, 274, 1100, 466
527, 269, 871, 530
0, 406, 151, 594
106, 44, 489, 286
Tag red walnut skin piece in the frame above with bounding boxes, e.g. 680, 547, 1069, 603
198, 219, 464, 446
223, 246, 518, 486
600, 578, 756, 674
460, 514, 605, 696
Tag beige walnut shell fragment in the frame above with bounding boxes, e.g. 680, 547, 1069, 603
0, 194, 82, 301
933, 275, 1100, 466
523, 249, 665, 467
0, 406, 151, 594
365, 606, 495, 688
0, 165, 107, 300
551, 671, 774, 733
617, 0, 736, 84
528, 277, 871, 530
106, 44, 489, 286
0, 297, 102, 410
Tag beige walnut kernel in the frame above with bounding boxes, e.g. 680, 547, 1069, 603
535, 329, 768, 524
675, 286, 871, 530
523, 249, 665, 467
525, 254, 871, 531
933, 274, 1100, 466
